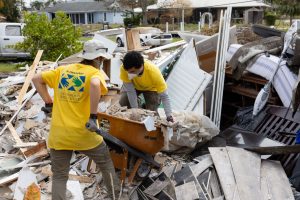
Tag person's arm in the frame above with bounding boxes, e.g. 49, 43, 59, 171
86, 77, 101, 132
159, 90, 173, 120
123, 82, 138, 108
32, 73, 53, 104
90, 77, 101, 114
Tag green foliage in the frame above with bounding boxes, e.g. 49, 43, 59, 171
0, 0, 20, 22
15, 12, 82, 61
271, 0, 300, 24
264, 12, 277, 26
31, 1, 44, 10
123, 14, 142, 27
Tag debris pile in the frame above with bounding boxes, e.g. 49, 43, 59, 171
131, 147, 294, 200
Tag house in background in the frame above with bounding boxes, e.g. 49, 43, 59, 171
144, 0, 269, 24
43, 0, 125, 24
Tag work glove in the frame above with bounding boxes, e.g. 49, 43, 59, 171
85, 114, 99, 132
41, 103, 53, 114
166, 115, 174, 123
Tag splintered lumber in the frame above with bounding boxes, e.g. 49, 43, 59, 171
6, 121, 38, 149
261, 160, 294, 200
144, 173, 169, 196
17, 50, 43, 105
0, 88, 36, 136
41, 166, 94, 183
190, 155, 213, 177
209, 147, 240, 200
175, 181, 199, 200
226, 146, 261, 200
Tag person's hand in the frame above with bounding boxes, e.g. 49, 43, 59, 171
166, 115, 174, 123
85, 114, 99, 132
41, 103, 53, 114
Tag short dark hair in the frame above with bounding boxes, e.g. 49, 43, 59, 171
123, 51, 144, 70
81, 59, 94, 66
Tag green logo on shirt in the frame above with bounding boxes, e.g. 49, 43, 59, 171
59, 73, 86, 92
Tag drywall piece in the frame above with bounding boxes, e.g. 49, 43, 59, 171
166, 39, 212, 112
261, 160, 294, 200
226, 146, 261, 200
109, 53, 123, 86
66, 170, 84, 200
13, 167, 37, 200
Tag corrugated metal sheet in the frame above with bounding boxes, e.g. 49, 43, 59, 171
166, 39, 212, 112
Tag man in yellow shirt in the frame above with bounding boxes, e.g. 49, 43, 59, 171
32, 40, 120, 200
120, 51, 173, 122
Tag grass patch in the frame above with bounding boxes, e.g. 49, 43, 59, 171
79, 37, 93, 42
0, 62, 19, 72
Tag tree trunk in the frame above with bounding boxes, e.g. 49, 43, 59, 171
290, 15, 293, 26
141, 0, 148, 25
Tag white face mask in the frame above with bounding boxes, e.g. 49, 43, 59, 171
128, 73, 138, 80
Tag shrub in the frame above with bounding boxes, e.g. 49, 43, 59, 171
123, 14, 142, 27
15, 12, 82, 61
264, 12, 277, 26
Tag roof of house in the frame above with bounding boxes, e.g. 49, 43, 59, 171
44, 1, 120, 13
155, 0, 269, 9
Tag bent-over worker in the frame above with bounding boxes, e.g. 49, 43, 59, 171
119, 51, 174, 122
32, 39, 120, 200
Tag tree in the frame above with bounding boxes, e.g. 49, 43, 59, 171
31, 1, 44, 10
15, 12, 82, 61
44, 0, 57, 7
0, 0, 20, 22
269, 0, 300, 25
119, 0, 155, 25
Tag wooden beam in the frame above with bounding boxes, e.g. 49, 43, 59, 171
226, 146, 261, 200
209, 147, 240, 200
261, 160, 294, 200
17, 50, 43, 105
245, 145, 300, 155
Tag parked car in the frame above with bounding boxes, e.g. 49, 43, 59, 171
0, 23, 30, 58
116, 27, 173, 47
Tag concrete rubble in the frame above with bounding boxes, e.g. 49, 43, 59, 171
0, 17, 300, 200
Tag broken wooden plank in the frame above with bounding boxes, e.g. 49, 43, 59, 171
144, 173, 169, 197
246, 145, 300, 155
175, 181, 199, 200
176, 165, 207, 200
209, 147, 240, 200
0, 172, 19, 186
190, 155, 213, 177
261, 160, 294, 200
210, 168, 222, 198
13, 143, 38, 148
17, 50, 43, 105
41, 166, 94, 183
226, 146, 261, 200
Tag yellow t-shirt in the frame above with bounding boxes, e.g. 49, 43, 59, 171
42, 63, 108, 150
120, 60, 167, 93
